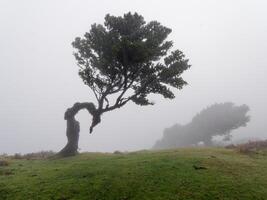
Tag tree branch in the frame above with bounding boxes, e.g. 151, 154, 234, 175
64, 102, 101, 133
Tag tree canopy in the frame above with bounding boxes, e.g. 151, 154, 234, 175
72, 12, 190, 132
154, 102, 250, 149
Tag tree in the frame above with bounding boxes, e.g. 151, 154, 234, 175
154, 102, 250, 149
59, 12, 190, 156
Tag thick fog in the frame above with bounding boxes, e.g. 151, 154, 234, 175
0, 0, 266, 154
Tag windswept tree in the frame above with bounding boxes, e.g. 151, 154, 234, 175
59, 12, 190, 156
154, 102, 250, 149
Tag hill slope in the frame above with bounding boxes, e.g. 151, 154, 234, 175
1, 148, 267, 200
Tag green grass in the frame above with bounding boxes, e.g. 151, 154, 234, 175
1, 148, 267, 200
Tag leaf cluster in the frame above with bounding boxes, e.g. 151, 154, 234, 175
72, 12, 190, 112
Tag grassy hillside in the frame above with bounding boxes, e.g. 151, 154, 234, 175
1, 148, 267, 200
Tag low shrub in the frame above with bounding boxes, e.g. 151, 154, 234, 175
12, 151, 55, 160
226, 140, 267, 154
113, 150, 123, 155
0, 160, 9, 166
13, 153, 23, 159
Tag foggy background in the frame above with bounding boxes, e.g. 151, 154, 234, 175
0, 0, 266, 154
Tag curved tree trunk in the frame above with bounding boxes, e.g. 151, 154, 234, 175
58, 116, 80, 156
58, 102, 101, 157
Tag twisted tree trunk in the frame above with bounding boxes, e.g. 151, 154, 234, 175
58, 102, 101, 157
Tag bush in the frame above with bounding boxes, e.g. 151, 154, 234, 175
0, 160, 9, 166
113, 150, 123, 155
226, 140, 267, 154
23, 151, 55, 159
12, 151, 55, 160
13, 153, 23, 159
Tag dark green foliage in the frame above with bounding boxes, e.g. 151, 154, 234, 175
72, 12, 190, 110
154, 102, 250, 149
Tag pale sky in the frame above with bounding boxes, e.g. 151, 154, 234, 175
0, 0, 266, 154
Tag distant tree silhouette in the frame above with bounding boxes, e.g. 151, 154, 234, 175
154, 102, 250, 149
59, 12, 190, 156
